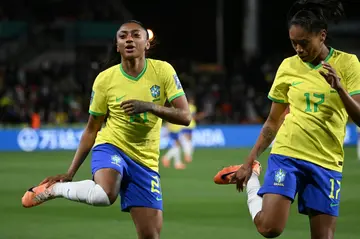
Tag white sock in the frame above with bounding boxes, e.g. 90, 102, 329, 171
182, 139, 193, 158
51, 180, 111, 206
164, 146, 178, 160
246, 173, 262, 221
172, 146, 181, 165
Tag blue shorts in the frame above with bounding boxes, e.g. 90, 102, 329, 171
258, 154, 342, 217
91, 143, 163, 212
169, 132, 180, 141
181, 128, 193, 135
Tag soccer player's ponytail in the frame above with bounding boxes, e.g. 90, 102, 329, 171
287, 0, 345, 33
101, 36, 122, 71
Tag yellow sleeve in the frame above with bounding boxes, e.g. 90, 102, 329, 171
162, 62, 185, 102
345, 55, 360, 96
89, 73, 108, 116
268, 60, 290, 103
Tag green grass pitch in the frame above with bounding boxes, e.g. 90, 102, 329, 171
1, 148, 359, 239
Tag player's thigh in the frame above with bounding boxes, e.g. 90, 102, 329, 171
256, 154, 303, 235
308, 210, 336, 239
183, 130, 192, 140
91, 144, 126, 203
256, 193, 292, 235
94, 168, 122, 203
131, 207, 162, 239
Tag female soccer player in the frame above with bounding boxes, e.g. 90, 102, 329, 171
161, 122, 186, 169
181, 93, 206, 163
22, 20, 191, 239
214, 1, 360, 238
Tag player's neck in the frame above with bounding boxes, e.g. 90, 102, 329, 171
121, 57, 146, 78
310, 46, 330, 66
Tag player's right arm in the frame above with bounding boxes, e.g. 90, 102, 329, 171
230, 60, 289, 190
66, 115, 105, 178
247, 60, 290, 162
247, 102, 288, 162
41, 73, 108, 187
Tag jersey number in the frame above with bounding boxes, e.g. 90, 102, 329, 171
304, 93, 324, 112
329, 178, 341, 200
151, 176, 161, 194
130, 112, 149, 123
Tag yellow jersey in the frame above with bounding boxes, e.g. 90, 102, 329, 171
167, 122, 184, 133
269, 48, 360, 172
89, 59, 185, 172
187, 103, 197, 129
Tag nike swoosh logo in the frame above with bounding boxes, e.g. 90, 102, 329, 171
220, 171, 236, 180
330, 203, 339, 207
116, 95, 126, 102
291, 82, 303, 86
156, 197, 163, 201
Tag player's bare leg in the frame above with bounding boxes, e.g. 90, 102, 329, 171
162, 140, 186, 169
22, 168, 121, 207
182, 133, 193, 163
214, 163, 291, 238
93, 168, 122, 204
308, 210, 336, 239
131, 207, 162, 239
252, 194, 291, 238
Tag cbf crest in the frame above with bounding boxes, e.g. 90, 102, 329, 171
150, 85, 161, 102
274, 169, 286, 187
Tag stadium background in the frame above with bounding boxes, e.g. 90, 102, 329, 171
1, 0, 360, 238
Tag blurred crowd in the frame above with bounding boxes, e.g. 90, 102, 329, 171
0, 54, 282, 127
0, 0, 284, 127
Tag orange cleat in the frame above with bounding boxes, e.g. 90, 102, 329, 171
21, 183, 55, 208
213, 161, 261, 185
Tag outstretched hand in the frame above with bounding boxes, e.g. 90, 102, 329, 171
39, 173, 73, 188
229, 162, 253, 192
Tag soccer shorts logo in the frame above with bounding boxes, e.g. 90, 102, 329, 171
110, 155, 122, 167
274, 169, 286, 187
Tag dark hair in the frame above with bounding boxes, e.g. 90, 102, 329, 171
101, 20, 155, 71
287, 0, 345, 33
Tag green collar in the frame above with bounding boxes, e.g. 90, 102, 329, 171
120, 59, 147, 81
306, 48, 334, 70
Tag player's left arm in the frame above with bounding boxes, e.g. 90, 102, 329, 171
320, 56, 360, 126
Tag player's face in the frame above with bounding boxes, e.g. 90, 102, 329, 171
289, 24, 326, 63
116, 23, 150, 59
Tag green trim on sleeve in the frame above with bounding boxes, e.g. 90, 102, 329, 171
89, 110, 106, 116
268, 95, 286, 103
349, 90, 360, 96
168, 92, 185, 102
